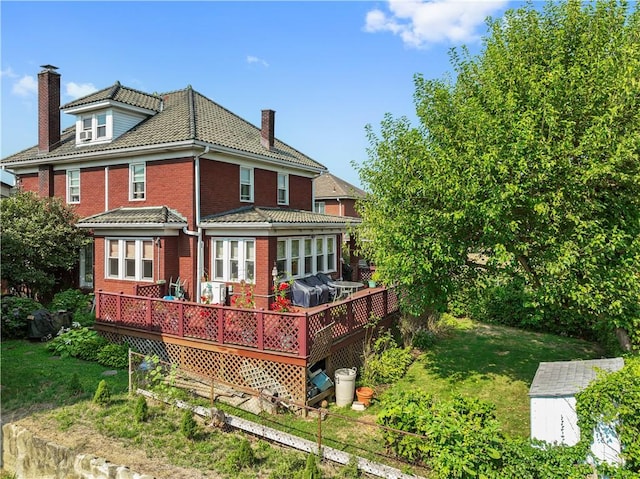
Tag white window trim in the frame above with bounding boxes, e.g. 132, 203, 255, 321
211, 238, 256, 283
315, 201, 325, 214
240, 166, 254, 202
105, 238, 154, 282
66, 169, 80, 204
275, 235, 337, 279
277, 173, 289, 205
76, 110, 112, 145
129, 163, 146, 201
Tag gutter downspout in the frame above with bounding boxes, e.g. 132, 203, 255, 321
182, 145, 210, 302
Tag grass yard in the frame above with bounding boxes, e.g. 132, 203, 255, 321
386, 317, 605, 438
0, 318, 606, 477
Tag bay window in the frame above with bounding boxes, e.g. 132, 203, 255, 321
277, 235, 337, 278
106, 238, 153, 281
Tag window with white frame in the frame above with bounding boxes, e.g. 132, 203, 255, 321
96, 113, 107, 138
79, 242, 94, 289
67, 169, 80, 203
212, 238, 255, 282
78, 111, 110, 143
240, 166, 253, 202
106, 238, 153, 281
276, 236, 337, 278
290, 239, 301, 277
277, 173, 288, 205
304, 238, 313, 275
130, 163, 145, 200
315, 201, 325, 214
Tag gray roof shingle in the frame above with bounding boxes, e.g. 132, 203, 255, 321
200, 206, 360, 226
529, 358, 624, 397
314, 172, 366, 199
2, 85, 326, 172
77, 206, 187, 227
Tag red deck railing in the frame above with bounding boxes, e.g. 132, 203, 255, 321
95, 287, 399, 358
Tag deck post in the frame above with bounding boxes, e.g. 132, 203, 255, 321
217, 306, 225, 344
146, 297, 152, 327
95, 290, 101, 319
116, 293, 122, 322
178, 302, 184, 337
257, 309, 264, 350
298, 312, 308, 357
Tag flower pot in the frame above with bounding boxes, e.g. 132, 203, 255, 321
368, 280, 376, 288
355, 386, 374, 406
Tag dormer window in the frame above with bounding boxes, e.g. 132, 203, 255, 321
77, 111, 111, 144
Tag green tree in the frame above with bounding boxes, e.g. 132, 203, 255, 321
357, 0, 640, 348
1, 191, 89, 300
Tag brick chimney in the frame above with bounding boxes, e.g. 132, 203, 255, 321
260, 109, 275, 150
38, 65, 61, 153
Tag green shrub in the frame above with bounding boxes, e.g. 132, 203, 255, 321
70, 309, 95, 328
300, 453, 322, 479
96, 343, 129, 369
46, 327, 107, 361
362, 330, 413, 385
49, 289, 92, 316
0, 296, 43, 339
223, 437, 255, 473
412, 329, 437, 350
577, 356, 640, 475
180, 409, 198, 440
378, 390, 597, 478
93, 379, 111, 405
67, 373, 83, 396
134, 396, 149, 423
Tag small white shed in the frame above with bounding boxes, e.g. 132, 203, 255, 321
529, 358, 624, 464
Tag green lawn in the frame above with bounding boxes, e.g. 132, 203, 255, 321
1, 339, 129, 419
386, 317, 604, 437
0, 320, 605, 476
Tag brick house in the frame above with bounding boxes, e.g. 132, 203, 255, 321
313, 172, 365, 218
1, 65, 360, 309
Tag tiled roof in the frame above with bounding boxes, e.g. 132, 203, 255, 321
528, 358, 624, 397
77, 206, 187, 227
2, 86, 325, 172
200, 206, 360, 225
314, 172, 366, 199
62, 82, 163, 111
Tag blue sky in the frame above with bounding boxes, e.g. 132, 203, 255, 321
1, 0, 519, 188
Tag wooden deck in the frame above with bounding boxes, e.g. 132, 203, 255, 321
94, 286, 398, 405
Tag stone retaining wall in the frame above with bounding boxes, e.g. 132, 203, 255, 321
2, 423, 154, 479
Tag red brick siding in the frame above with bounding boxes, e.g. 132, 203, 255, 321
289, 174, 312, 210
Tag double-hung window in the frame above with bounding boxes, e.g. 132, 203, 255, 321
277, 173, 288, 205
304, 238, 313, 275
106, 238, 153, 281
130, 163, 145, 200
96, 113, 107, 138
212, 238, 255, 282
240, 167, 253, 202
314, 202, 325, 214
316, 237, 325, 272
67, 169, 80, 204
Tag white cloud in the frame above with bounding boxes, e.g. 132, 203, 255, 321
365, 0, 509, 48
1, 67, 18, 78
12, 75, 37, 97
66, 82, 98, 99
246, 55, 269, 67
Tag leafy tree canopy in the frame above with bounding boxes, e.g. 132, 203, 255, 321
1, 190, 89, 299
356, 0, 640, 347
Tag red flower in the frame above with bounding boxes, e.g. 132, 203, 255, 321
278, 282, 289, 291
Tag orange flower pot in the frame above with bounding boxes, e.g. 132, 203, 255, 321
355, 386, 374, 406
